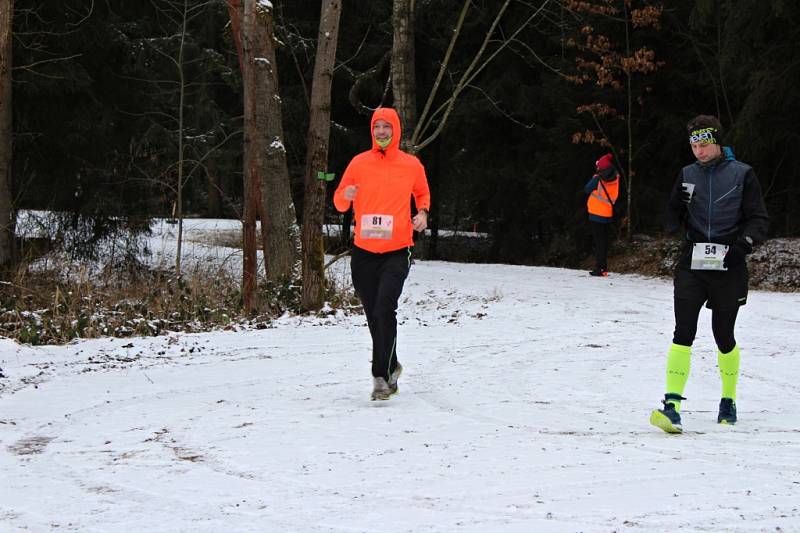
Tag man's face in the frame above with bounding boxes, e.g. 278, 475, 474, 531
691, 141, 722, 163
373, 119, 393, 141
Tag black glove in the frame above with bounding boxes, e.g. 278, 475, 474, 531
723, 237, 753, 269
679, 187, 691, 204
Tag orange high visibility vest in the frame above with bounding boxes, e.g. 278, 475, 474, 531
587, 176, 619, 218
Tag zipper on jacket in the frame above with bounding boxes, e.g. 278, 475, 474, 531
714, 185, 739, 203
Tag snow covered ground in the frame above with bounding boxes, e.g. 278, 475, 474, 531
2, 223, 800, 532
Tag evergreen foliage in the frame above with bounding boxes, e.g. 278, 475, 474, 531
9, 0, 799, 266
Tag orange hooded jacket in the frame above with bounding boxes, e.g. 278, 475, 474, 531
334, 108, 431, 254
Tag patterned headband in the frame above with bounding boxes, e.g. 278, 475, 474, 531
689, 127, 718, 145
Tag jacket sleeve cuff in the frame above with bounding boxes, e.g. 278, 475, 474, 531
333, 194, 351, 213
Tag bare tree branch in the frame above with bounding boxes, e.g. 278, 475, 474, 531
11, 53, 83, 73
414, 0, 553, 152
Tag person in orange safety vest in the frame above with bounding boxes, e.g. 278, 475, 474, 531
584, 153, 622, 276
333, 107, 431, 401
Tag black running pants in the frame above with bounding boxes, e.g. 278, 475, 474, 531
590, 221, 610, 271
350, 246, 411, 380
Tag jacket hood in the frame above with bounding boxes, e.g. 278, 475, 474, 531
722, 146, 736, 161
370, 107, 402, 153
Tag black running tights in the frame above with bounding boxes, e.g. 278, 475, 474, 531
673, 297, 739, 354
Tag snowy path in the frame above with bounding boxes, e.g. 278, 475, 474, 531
2, 259, 799, 532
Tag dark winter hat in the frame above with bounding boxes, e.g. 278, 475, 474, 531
595, 153, 614, 171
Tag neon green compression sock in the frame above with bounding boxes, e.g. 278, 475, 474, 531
718, 345, 740, 400
665, 343, 691, 411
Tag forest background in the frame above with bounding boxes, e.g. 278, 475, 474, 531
0, 0, 798, 341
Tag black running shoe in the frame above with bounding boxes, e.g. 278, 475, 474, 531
589, 269, 609, 277
717, 397, 737, 425
650, 394, 685, 434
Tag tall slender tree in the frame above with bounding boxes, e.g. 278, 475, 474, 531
173, 0, 190, 277
300, 0, 341, 310
241, 0, 298, 311
392, 0, 417, 149
0, 0, 13, 276
121, 0, 234, 275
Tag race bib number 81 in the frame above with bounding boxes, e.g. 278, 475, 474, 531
360, 214, 394, 240
691, 243, 729, 271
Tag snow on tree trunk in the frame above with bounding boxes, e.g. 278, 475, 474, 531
243, 0, 298, 291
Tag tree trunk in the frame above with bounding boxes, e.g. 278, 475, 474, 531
241, 0, 259, 310
233, 0, 269, 310
623, 3, 632, 240
0, 0, 15, 277
626, 70, 633, 240
246, 0, 298, 284
301, 0, 341, 311
174, 0, 188, 277
392, 0, 417, 150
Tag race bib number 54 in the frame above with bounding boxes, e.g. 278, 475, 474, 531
360, 214, 394, 240
691, 243, 729, 271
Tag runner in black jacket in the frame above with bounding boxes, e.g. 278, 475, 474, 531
650, 115, 769, 434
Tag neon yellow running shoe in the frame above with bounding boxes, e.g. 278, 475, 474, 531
650, 394, 684, 434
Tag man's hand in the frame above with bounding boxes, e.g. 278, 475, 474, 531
723, 244, 745, 269
343, 185, 358, 201
723, 238, 752, 269
412, 210, 428, 232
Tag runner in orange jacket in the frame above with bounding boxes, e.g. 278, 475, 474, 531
334, 107, 431, 400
